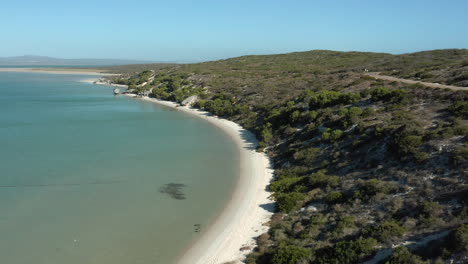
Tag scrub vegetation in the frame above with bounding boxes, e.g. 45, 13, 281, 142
104, 49, 467, 263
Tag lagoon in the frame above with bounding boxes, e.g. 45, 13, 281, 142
0, 72, 238, 264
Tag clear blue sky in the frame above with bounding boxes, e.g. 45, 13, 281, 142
1, 0, 467, 62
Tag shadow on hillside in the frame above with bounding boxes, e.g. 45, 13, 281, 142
259, 202, 276, 213
239, 129, 258, 151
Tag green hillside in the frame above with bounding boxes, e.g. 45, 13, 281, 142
107, 49, 467, 264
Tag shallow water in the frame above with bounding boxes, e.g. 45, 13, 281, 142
0, 72, 239, 264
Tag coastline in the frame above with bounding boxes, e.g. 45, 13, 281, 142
123, 94, 275, 264
0, 67, 116, 76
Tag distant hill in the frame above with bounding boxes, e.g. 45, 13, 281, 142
0, 55, 155, 66
104, 49, 468, 86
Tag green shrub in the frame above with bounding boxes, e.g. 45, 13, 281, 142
452, 119, 468, 135
315, 238, 377, 264
384, 247, 425, 264
194, 99, 206, 108
452, 224, 468, 252
362, 107, 375, 117
326, 191, 344, 204
414, 151, 429, 163
358, 179, 395, 198
204, 98, 237, 116
293, 147, 320, 164
340, 106, 363, 127
340, 92, 362, 104
330, 129, 344, 141
309, 170, 340, 188
371, 87, 392, 100
452, 145, 468, 166
367, 220, 406, 243
272, 244, 311, 264
332, 216, 356, 236
270, 177, 303, 193
290, 110, 301, 123
309, 91, 342, 108
306, 110, 319, 122
371, 87, 407, 103
322, 128, 344, 142
419, 201, 442, 218
448, 101, 468, 119
394, 135, 423, 156
261, 123, 273, 144
275, 192, 307, 212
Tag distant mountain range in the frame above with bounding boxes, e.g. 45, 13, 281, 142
0, 55, 154, 66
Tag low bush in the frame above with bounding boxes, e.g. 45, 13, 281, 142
272, 244, 311, 264
315, 238, 377, 264
275, 192, 307, 213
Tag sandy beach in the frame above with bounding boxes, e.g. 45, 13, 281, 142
122, 94, 275, 264
0, 67, 115, 76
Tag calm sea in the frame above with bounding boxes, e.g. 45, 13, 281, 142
0, 72, 238, 264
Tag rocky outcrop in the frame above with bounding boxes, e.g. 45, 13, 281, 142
181, 95, 199, 106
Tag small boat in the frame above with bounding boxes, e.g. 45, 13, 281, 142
113, 88, 121, 95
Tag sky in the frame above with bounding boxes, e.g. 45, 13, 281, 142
1, 0, 467, 62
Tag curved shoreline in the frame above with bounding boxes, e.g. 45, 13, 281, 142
126, 95, 275, 264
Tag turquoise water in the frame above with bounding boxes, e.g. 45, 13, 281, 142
0, 72, 239, 264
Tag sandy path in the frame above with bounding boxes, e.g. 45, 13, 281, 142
365, 72, 467, 91
123, 95, 275, 264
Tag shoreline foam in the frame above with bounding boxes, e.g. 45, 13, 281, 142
124, 94, 275, 264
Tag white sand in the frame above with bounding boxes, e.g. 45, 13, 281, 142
0, 68, 116, 76
126, 95, 275, 264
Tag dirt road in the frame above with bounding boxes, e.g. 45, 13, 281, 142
365, 72, 467, 91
